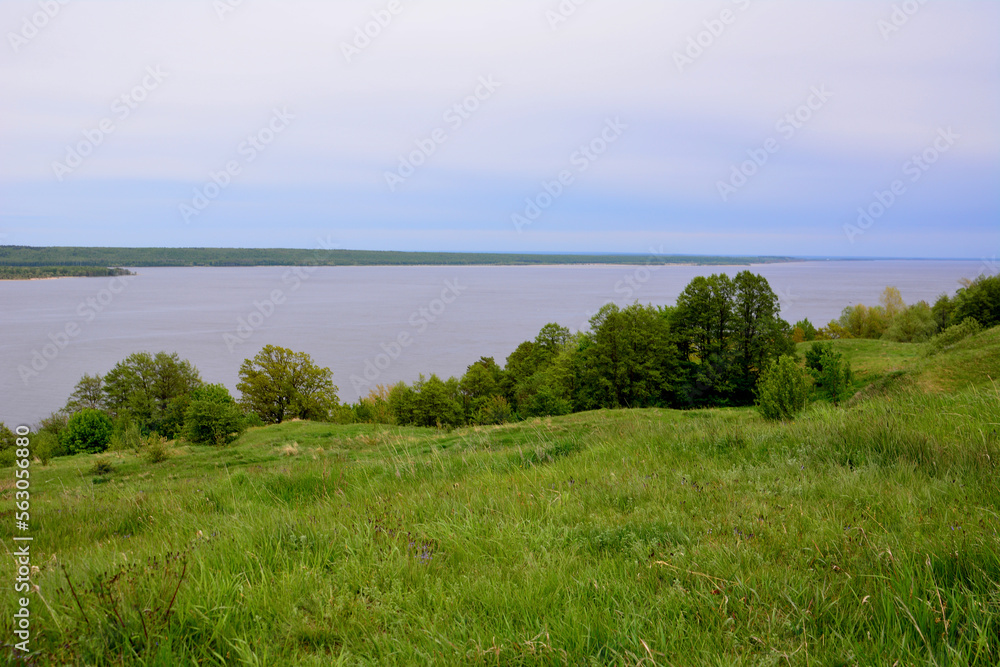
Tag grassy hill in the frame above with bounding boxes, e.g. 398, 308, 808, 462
4, 332, 999, 664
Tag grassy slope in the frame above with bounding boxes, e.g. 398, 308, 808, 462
4, 333, 1000, 665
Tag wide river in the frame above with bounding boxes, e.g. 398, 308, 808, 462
0, 260, 987, 426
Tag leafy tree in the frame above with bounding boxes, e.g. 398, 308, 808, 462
879, 286, 906, 321
731, 271, 792, 400
883, 302, 937, 343
103, 352, 202, 437
0, 423, 16, 452
952, 274, 1000, 328
412, 375, 464, 428
755, 356, 809, 421
805, 344, 853, 405
459, 357, 504, 418
578, 303, 680, 409
61, 409, 114, 454
64, 374, 106, 413
534, 323, 571, 355
183, 384, 247, 446
931, 293, 956, 330
475, 395, 514, 425
838, 304, 888, 339
237, 345, 339, 423
387, 381, 419, 425
793, 318, 817, 342
500, 340, 545, 406
672, 274, 738, 404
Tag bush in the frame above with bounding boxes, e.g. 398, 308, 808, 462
925, 317, 982, 355
883, 302, 937, 343
145, 436, 170, 464
756, 355, 809, 421
88, 459, 114, 476
61, 409, 114, 455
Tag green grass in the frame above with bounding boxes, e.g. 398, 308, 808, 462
5, 332, 1000, 665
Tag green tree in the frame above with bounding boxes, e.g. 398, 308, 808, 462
731, 271, 792, 400
64, 374, 106, 413
459, 357, 503, 418
793, 318, 817, 342
883, 302, 937, 343
183, 384, 247, 446
756, 356, 809, 421
412, 375, 464, 428
805, 344, 853, 405
0, 423, 16, 452
952, 274, 1000, 328
61, 409, 114, 454
672, 274, 738, 404
237, 345, 339, 423
103, 352, 202, 437
578, 302, 680, 409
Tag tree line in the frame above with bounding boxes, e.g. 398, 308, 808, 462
3, 271, 994, 462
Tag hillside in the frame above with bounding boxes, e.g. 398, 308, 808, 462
4, 331, 999, 664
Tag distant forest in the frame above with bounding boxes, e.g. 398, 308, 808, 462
0, 266, 134, 280
0, 246, 794, 269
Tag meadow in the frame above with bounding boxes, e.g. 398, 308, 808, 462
3, 330, 999, 665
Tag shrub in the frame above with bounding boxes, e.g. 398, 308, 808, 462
145, 436, 170, 464
61, 409, 114, 455
925, 317, 982, 355
88, 459, 114, 476
756, 355, 809, 421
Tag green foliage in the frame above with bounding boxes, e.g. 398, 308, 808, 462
474, 395, 514, 425
838, 303, 889, 339
0, 422, 15, 451
883, 301, 937, 343
237, 345, 339, 423
925, 317, 983, 355
793, 318, 817, 342
755, 355, 809, 421
34, 432, 57, 466
0, 265, 132, 280
183, 384, 247, 446
144, 436, 171, 464
61, 409, 114, 455
579, 302, 681, 409
806, 344, 853, 404
102, 351, 202, 438
87, 459, 115, 476
64, 373, 106, 413
953, 273, 1000, 328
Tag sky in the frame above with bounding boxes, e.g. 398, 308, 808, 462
0, 0, 997, 258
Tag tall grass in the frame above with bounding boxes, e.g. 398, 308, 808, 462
4, 344, 1000, 664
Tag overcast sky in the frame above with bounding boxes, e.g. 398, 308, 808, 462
1, 0, 997, 257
